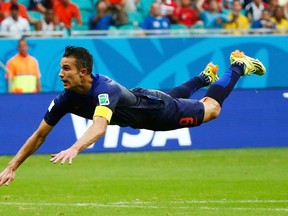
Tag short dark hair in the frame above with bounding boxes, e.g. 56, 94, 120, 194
10, 3, 19, 11
63, 46, 93, 74
18, 36, 28, 46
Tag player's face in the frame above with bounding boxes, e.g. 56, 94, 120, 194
18, 40, 28, 56
59, 57, 82, 90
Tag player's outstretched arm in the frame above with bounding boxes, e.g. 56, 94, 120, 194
50, 116, 108, 165
0, 120, 53, 187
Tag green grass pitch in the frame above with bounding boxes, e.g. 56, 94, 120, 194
0, 148, 287, 216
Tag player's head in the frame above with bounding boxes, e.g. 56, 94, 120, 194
18, 36, 28, 56
63, 46, 93, 74
59, 46, 94, 91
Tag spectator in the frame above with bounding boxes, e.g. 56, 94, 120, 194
40, 8, 56, 33
0, 0, 4, 23
222, 0, 234, 12
1, 4, 30, 34
267, 0, 279, 15
202, 0, 223, 10
124, 0, 140, 12
106, 0, 125, 6
224, 0, 249, 34
279, 0, 288, 18
222, 0, 246, 15
157, 0, 179, 23
89, 0, 115, 31
251, 8, 276, 31
140, 2, 170, 33
242, 0, 251, 8
2, 0, 41, 30
245, 0, 268, 23
174, 0, 199, 28
104, 0, 128, 25
2, 0, 29, 20
6, 37, 42, 93
195, 0, 229, 29
28, 0, 54, 13
53, 0, 82, 30
271, 5, 288, 33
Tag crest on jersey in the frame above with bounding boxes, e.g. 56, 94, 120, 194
98, 94, 110, 106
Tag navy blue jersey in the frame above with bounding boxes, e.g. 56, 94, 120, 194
44, 74, 204, 131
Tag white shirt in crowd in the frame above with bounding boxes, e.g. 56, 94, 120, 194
41, 19, 55, 33
1, 16, 30, 33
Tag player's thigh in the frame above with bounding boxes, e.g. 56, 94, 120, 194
173, 99, 205, 127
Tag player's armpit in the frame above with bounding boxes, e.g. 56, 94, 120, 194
94, 106, 113, 123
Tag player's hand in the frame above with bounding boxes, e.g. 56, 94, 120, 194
50, 148, 78, 165
0, 167, 16, 187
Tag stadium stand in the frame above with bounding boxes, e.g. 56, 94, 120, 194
80, 9, 92, 25
137, 0, 155, 18
72, 0, 93, 11
127, 10, 143, 26
28, 10, 42, 20
18, 0, 30, 8
170, 23, 189, 35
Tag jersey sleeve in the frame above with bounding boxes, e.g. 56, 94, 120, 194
92, 80, 122, 121
72, 4, 81, 20
44, 93, 69, 126
93, 90, 118, 122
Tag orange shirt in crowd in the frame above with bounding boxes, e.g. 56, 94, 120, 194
107, 0, 122, 4
53, 1, 81, 28
2, 2, 30, 20
0, 3, 3, 23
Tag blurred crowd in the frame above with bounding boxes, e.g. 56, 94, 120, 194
0, 0, 287, 36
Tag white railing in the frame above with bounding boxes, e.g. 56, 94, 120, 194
0, 30, 65, 38
0, 28, 287, 39
70, 28, 287, 38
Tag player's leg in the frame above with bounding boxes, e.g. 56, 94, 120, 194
167, 62, 219, 98
201, 50, 266, 122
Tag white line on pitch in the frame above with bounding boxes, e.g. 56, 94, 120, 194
113, 200, 288, 204
0, 200, 288, 212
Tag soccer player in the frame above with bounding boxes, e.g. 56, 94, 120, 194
0, 46, 266, 186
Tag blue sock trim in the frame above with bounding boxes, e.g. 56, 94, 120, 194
205, 68, 241, 106
213, 68, 232, 88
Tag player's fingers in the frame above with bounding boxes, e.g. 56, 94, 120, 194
50, 153, 58, 162
0, 176, 12, 187
50, 154, 62, 164
5, 177, 14, 186
50, 151, 66, 163
61, 155, 70, 165
49, 156, 56, 162
68, 157, 73, 165
0, 178, 6, 187
0, 173, 8, 187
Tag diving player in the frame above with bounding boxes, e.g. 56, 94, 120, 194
0, 46, 265, 186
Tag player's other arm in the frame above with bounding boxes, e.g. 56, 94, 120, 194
71, 116, 108, 152
50, 115, 108, 165
0, 120, 53, 186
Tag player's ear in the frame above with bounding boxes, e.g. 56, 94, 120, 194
80, 68, 88, 76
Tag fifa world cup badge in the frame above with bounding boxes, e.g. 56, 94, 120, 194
98, 94, 110, 106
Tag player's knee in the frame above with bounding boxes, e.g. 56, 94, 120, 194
209, 103, 221, 120
201, 97, 221, 122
